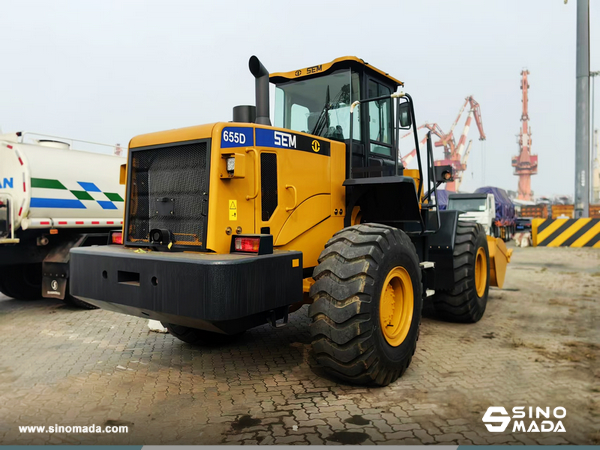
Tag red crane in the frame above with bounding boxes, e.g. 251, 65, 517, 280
400, 96, 486, 191
512, 70, 538, 201
435, 96, 486, 191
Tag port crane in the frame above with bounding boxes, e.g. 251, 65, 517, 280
511, 70, 538, 201
401, 96, 486, 191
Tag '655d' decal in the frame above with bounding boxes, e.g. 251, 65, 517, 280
221, 127, 254, 148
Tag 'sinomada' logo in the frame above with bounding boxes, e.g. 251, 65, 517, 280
482, 406, 566, 433
482, 407, 511, 432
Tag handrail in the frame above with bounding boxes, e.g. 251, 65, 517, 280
285, 185, 298, 211
245, 148, 259, 200
11, 131, 127, 156
19, 132, 122, 149
425, 132, 441, 234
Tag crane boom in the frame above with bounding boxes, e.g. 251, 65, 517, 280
456, 140, 474, 191
448, 97, 470, 137
461, 140, 474, 166
456, 111, 474, 159
469, 97, 486, 140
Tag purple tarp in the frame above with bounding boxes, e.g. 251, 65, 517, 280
474, 186, 516, 225
434, 189, 449, 211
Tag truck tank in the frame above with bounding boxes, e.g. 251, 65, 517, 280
0, 131, 125, 237
0, 131, 126, 306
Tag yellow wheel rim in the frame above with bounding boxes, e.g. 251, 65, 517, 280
475, 247, 487, 297
379, 266, 414, 347
351, 206, 363, 225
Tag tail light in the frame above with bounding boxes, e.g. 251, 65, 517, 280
230, 234, 273, 255
110, 231, 123, 245
235, 237, 260, 252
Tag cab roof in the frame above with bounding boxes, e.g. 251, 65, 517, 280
269, 56, 403, 89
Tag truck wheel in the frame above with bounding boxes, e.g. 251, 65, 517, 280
163, 323, 245, 346
309, 224, 422, 386
430, 222, 489, 323
0, 264, 42, 300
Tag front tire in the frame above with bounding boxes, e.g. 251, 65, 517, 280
430, 222, 490, 323
163, 323, 245, 346
309, 224, 422, 386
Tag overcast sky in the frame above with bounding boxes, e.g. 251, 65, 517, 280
1, 0, 599, 198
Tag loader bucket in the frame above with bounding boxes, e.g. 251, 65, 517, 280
487, 236, 512, 288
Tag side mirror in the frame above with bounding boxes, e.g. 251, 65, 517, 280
398, 102, 412, 128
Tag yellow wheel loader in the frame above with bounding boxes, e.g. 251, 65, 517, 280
70, 56, 511, 386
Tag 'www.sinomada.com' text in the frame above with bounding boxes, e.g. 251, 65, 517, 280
19, 425, 128, 434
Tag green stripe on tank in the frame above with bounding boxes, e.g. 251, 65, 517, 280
31, 178, 67, 190
70, 190, 95, 200
105, 192, 124, 202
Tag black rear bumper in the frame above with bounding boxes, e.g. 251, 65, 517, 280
70, 246, 303, 333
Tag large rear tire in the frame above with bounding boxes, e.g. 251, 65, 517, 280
0, 264, 43, 300
309, 224, 422, 386
430, 222, 490, 323
163, 323, 245, 346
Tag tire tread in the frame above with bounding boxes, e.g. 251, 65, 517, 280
430, 222, 489, 323
309, 224, 422, 386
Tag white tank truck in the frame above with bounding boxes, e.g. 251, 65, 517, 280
0, 131, 126, 308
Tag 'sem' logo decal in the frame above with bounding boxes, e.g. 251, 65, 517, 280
255, 128, 330, 156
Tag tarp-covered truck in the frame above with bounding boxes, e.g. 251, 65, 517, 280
447, 186, 516, 241
0, 131, 125, 307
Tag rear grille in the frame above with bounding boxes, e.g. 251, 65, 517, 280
126, 140, 210, 249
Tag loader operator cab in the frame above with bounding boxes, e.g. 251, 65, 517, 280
271, 56, 453, 236
271, 57, 403, 180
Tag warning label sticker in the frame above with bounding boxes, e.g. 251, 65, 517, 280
229, 200, 237, 221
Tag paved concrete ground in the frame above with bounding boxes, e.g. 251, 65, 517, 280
0, 246, 598, 445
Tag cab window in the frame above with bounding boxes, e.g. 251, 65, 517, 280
368, 80, 392, 156
275, 70, 361, 141
290, 104, 309, 132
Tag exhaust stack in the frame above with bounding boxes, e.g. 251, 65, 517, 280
232, 105, 256, 124
249, 56, 271, 126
